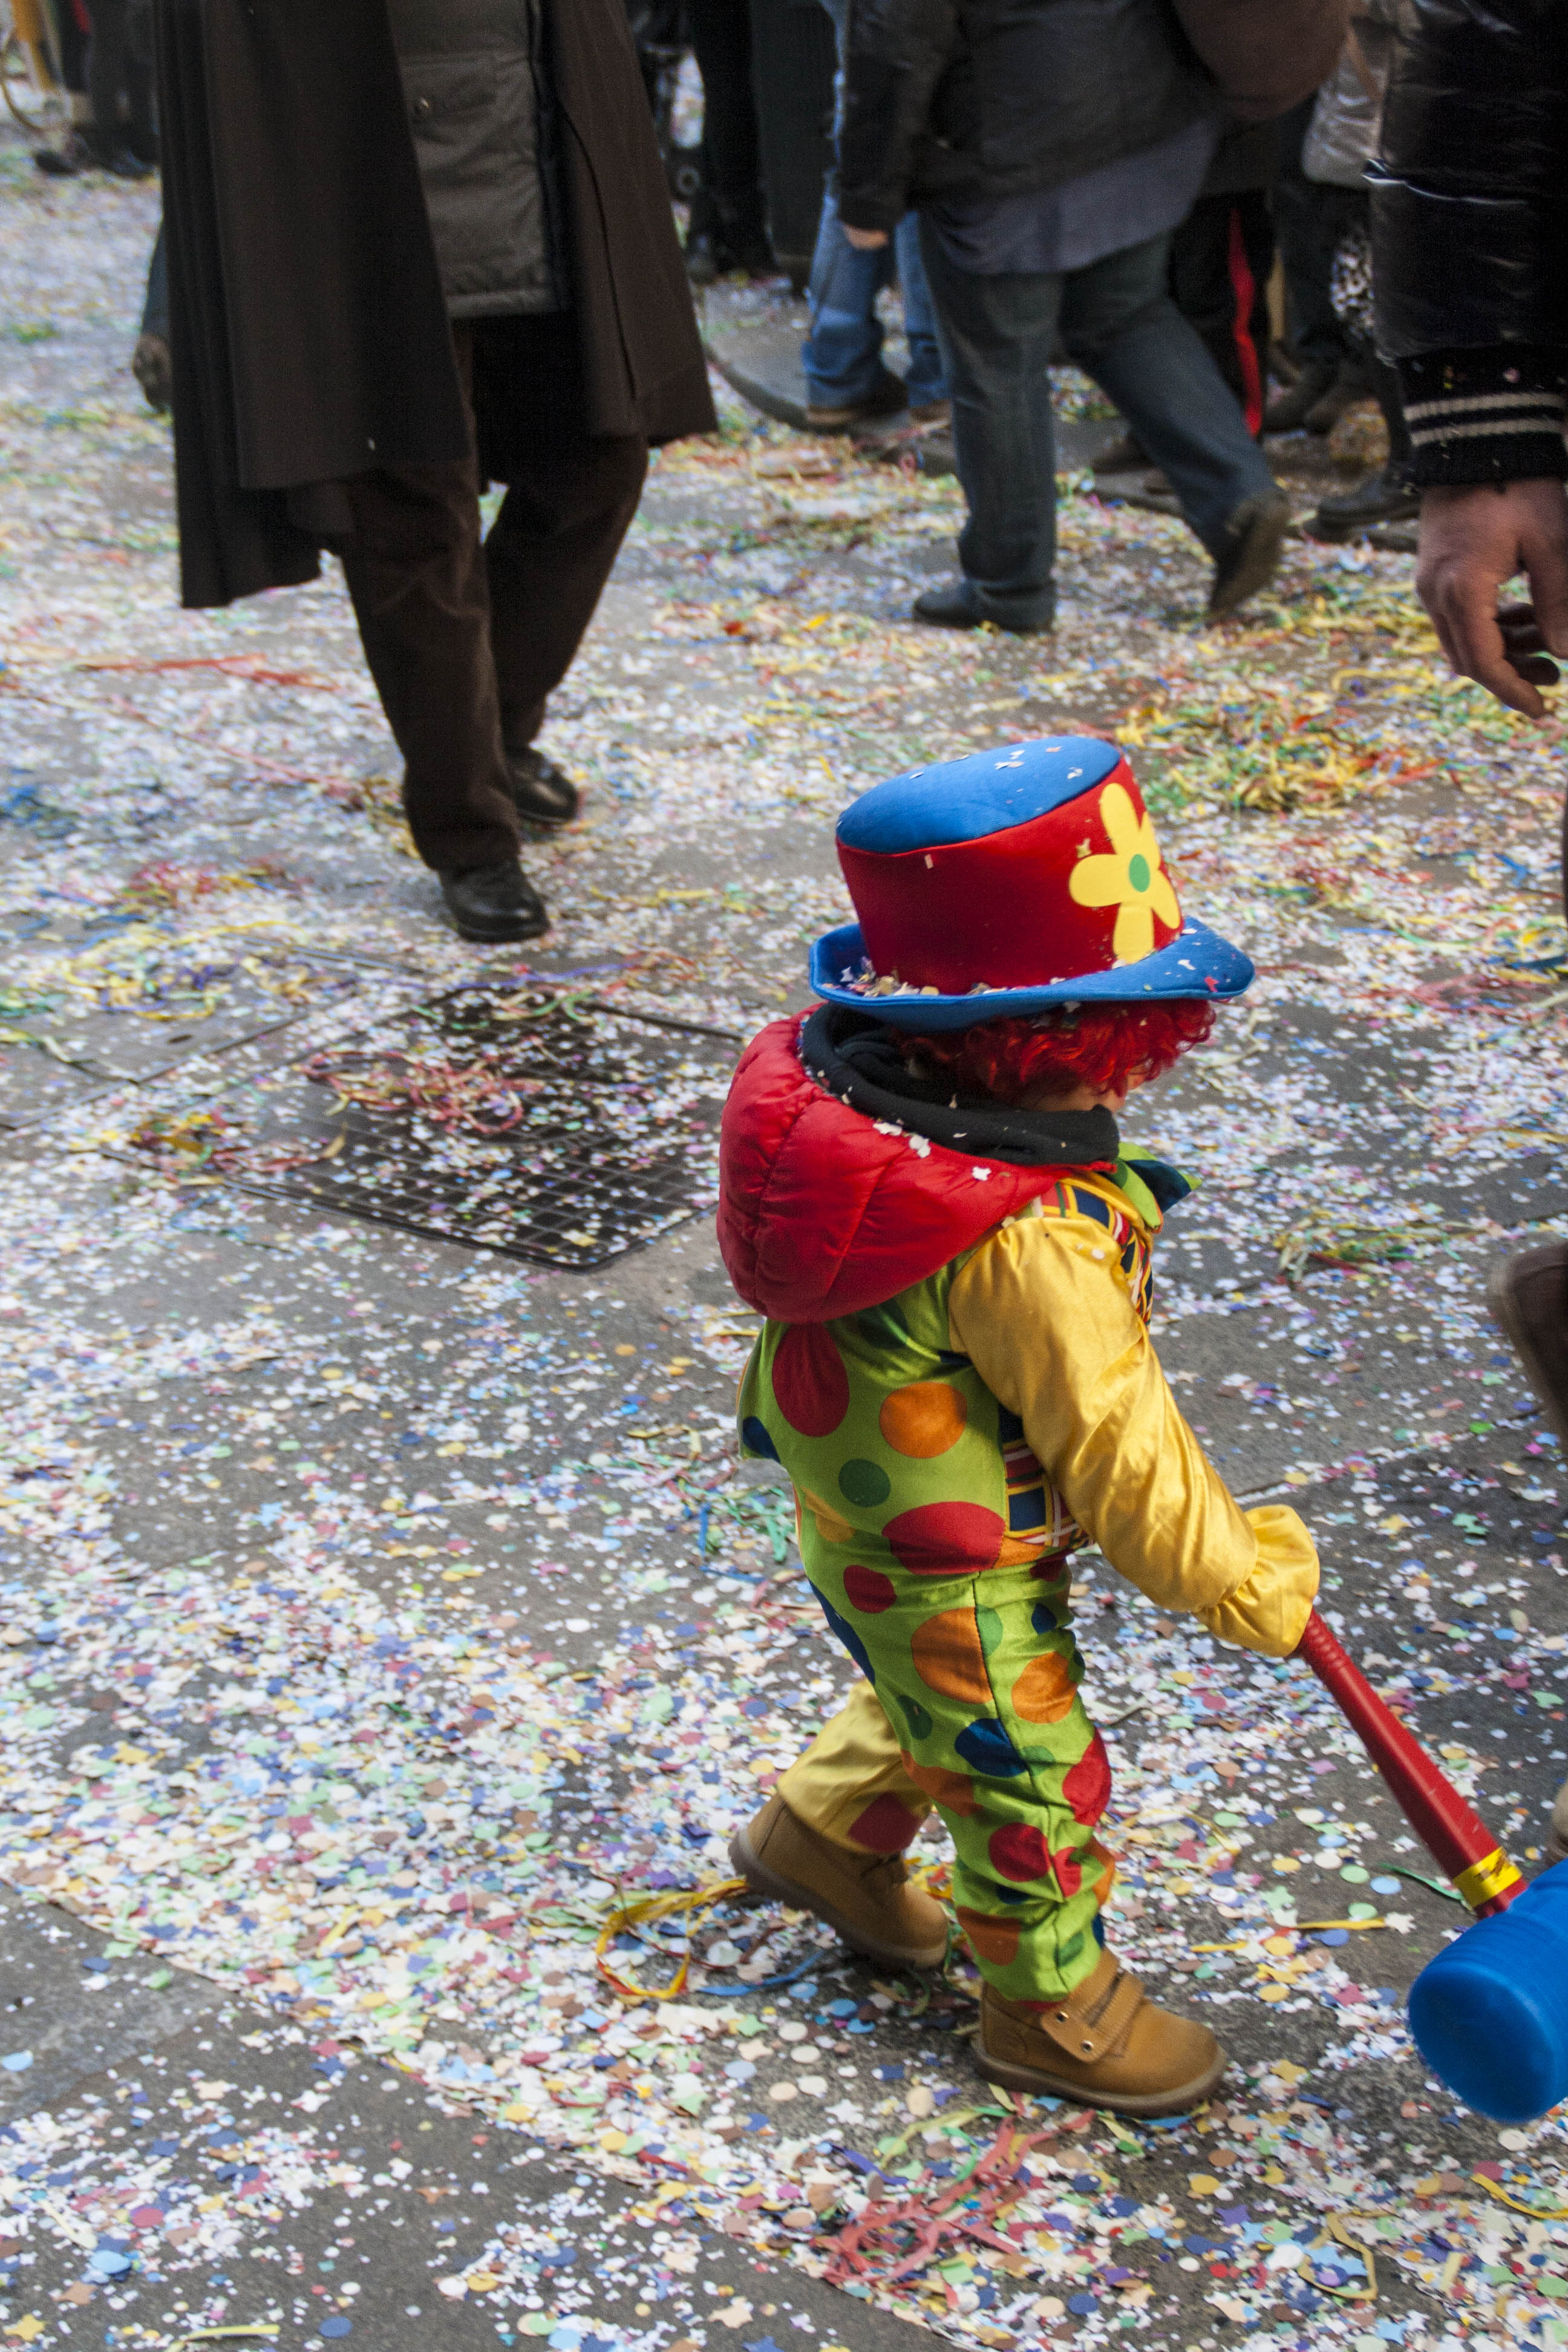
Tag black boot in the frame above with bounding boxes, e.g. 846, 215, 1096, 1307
1207, 490, 1291, 620
505, 747, 582, 829
912, 583, 1054, 635
438, 860, 550, 943
1305, 465, 1421, 543
1301, 353, 1374, 436
1263, 359, 1338, 436
1092, 431, 1148, 477
685, 228, 724, 286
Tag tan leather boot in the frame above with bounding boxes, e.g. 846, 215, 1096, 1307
977, 1947, 1227, 2117
730, 1794, 949, 1970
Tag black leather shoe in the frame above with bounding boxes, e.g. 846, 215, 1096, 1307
913, 583, 1054, 635
33, 134, 90, 177
505, 746, 581, 828
438, 859, 550, 943
132, 332, 172, 416
1305, 465, 1422, 543
685, 229, 721, 286
1207, 490, 1290, 620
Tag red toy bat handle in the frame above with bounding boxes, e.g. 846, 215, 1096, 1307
1295, 1609, 1523, 1916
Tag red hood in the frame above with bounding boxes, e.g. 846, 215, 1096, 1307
717, 1015, 1098, 1322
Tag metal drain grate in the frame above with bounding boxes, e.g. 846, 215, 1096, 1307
227, 985, 737, 1269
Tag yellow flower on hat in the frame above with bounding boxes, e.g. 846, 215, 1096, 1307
1067, 782, 1181, 964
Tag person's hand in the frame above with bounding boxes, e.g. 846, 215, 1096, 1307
1416, 478, 1568, 719
841, 224, 889, 250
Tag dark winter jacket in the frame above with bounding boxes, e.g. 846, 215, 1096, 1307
1370, 0, 1568, 486
386, 0, 561, 319
837, 0, 1350, 234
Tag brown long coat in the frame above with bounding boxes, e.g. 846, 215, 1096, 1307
153, 0, 716, 609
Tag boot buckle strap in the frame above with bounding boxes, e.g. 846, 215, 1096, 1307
1036, 1968, 1145, 2063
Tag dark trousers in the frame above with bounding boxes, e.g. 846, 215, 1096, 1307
1169, 191, 1273, 437
919, 224, 1277, 629
338, 314, 647, 875
87, 0, 155, 158
685, 0, 769, 250
1270, 96, 1361, 372
1351, 339, 1413, 474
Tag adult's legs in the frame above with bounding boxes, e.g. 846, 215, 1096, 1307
1061, 234, 1277, 557
1270, 96, 1352, 377
894, 211, 948, 409
336, 327, 521, 878
802, 193, 896, 407
1366, 350, 1411, 473
1168, 189, 1273, 437
471, 315, 648, 754
918, 221, 1062, 629
140, 220, 168, 341
685, 0, 770, 261
86, 0, 129, 157
338, 460, 522, 875
485, 443, 648, 750
123, 0, 156, 158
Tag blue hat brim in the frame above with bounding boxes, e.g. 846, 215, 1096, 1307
809, 921, 1253, 1032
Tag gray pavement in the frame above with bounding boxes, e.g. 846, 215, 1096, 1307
2, 126, 1568, 2352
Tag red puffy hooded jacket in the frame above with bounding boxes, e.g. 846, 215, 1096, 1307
716, 1014, 1105, 1324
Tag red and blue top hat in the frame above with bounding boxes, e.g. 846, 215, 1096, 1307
809, 736, 1252, 1032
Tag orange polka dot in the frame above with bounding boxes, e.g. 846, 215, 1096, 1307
1011, 1650, 1078, 1723
910, 1607, 992, 1707
879, 1381, 969, 1459
800, 1486, 854, 1545
899, 1751, 979, 1817
956, 1906, 1021, 1967
1086, 1836, 1118, 1907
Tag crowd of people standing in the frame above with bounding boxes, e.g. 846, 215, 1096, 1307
25, 3, 1567, 976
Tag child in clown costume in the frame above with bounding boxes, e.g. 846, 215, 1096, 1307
716, 737, 1318, 2117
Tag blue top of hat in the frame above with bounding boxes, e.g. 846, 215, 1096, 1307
837, 737, 1122, 856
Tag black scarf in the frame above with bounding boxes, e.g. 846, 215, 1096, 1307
799, 1005, 1120, 1171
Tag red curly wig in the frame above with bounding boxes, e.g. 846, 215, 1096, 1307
900, 999, 1216, 1105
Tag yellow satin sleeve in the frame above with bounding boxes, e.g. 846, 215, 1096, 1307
947, 1214, 1319, 1658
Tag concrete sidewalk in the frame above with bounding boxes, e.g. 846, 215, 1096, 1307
2, 131, 1567, 2352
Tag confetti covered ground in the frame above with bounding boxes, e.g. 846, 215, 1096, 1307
4, 125, 1568, 2352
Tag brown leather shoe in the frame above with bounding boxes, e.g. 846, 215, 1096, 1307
1488, 1241, 1568, 1450
730, 1794, 949, 1970
976, 1948, 1227, 2116
805, 368, 909, 433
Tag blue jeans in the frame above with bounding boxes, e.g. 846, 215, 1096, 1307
803, 195, 948, 410
919, 224, 1279, 629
